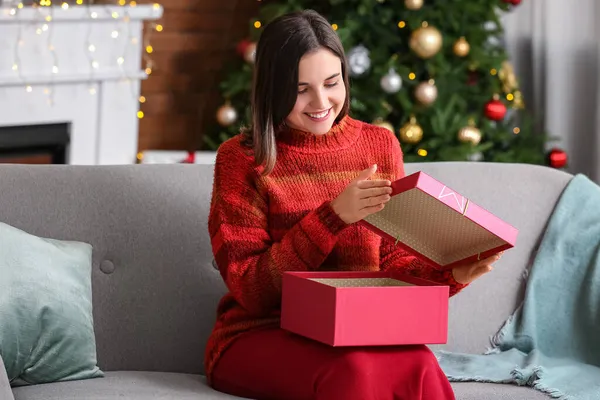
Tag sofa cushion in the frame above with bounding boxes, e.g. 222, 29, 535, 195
451, 382, 551, 399
11, 371, 552, 400
0, 222, 102, 385
12, 372, 248, 400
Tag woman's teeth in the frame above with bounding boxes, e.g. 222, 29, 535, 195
307, 109, 330, 120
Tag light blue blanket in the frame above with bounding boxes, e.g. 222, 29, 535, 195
436, 174, 600, 400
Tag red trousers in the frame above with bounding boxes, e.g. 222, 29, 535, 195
211, 328, 455, 400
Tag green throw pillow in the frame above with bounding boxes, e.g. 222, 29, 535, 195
0, 222, 103, 385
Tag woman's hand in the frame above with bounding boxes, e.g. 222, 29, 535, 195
330, 164, 392, 225
451, 252, 504, 284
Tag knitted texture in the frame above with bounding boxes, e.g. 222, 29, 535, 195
205, 116, 467, 381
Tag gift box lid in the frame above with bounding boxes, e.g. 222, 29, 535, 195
359, 171, 518, 269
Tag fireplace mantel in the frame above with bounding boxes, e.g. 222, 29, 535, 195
0, 3, 163, 164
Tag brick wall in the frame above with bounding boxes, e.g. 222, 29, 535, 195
136, 0, 259, 151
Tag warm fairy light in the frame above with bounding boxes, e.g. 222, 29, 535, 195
112, 12, 119, 19
92, 60, 99, 69
118, 0, 126, 5
153, 3, 160, 9
139, 96, 146, 103
91, 11, 98, 19
76, 0, 83, 4
513, 127, 520, 134
89, 87, 97, 95
146, 45, 153, 54
408, 72, 416, 80
506, 93, 514, 101
61, 2, 68, 9
12, 64, 18, 71
145, 67, 152, 75
112, 30, 119, 38
398, 21, 406, 28
88, 44, 96, 52
254, 21, 262, 28
490, 68, 497, 75
9, 8, 16, 15
117, 57, 125, 65
155, 24, 163, 32
137, 111, 144, 119
52, 65, 58, 74
417, 149, 428, 156
331, 24, 338, 30
26, 85, 32, 92
130, 1, 137, 6
17, 3, 24, 9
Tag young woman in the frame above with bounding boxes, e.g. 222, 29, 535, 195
206, 9, 501, 400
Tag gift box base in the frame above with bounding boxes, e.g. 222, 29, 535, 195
281, 271, 449, 347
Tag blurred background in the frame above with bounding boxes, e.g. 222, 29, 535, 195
0, 0, 598, 181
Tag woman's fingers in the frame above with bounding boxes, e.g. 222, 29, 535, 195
357, 179, 392, 189
359, 186, 393, 199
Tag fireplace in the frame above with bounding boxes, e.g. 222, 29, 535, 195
0, 123, 69, 164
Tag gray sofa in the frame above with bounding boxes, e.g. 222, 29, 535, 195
0, 161, 573, 400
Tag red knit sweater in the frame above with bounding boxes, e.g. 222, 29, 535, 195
205, 115, 467, 381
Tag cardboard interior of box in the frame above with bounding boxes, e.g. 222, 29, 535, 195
363, 187, 508, 266
309, 277, 415, 287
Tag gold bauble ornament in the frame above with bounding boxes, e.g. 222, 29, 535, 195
216, 102, 238, 126
499, 60, 518, 93
399, 116, 424, 144
409, 24, 443, 59
372, 119, 394, 133
458, 122, 482, 145
453, 36, 470, 57
404, 0, 424, 10
414, 79, 438, 106
244, 42, 257, 64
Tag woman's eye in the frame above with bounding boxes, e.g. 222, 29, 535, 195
298, 88, 308, 94
325, 81, 339, 88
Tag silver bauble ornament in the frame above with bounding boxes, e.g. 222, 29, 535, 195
216, 103, 238, 126
347, 45, 371, 77
244, 42, 256, 64
380, 69, 402, 93
414, 79, 438, 106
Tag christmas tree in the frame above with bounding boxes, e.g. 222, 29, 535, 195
205, 0, 550, 165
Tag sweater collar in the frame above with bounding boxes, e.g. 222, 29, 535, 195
276, 115, 362, 152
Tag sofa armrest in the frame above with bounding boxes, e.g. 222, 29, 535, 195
0, 354, 15, 400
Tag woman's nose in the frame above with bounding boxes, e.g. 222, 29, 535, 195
311, 89, 328, 109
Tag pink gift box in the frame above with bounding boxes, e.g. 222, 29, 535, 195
359, 171, 518, 270
280, 271, 449, 346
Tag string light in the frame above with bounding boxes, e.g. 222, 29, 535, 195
9, 0, 162, 116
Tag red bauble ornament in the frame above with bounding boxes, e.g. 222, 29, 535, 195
179, 151, 195, 164
503, 0, 521, 4
484, 98, 507, 121
547, 148, 568, 169
236, 39, 251, 57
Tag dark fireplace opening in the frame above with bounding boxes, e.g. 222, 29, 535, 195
0, 123, 70, 164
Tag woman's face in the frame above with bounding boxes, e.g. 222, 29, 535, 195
285, 48, 346, 135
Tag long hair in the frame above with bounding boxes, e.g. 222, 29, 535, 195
243, 9, 351, 175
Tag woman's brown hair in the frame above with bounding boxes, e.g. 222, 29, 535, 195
243, 9, 351, 175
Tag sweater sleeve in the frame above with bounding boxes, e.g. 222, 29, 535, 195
378, 132, 468, 297
208, 141, 349, 316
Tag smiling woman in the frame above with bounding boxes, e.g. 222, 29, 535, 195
206, 9, 468, 400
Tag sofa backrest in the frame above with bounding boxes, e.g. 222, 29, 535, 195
0, 162, 572, 375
